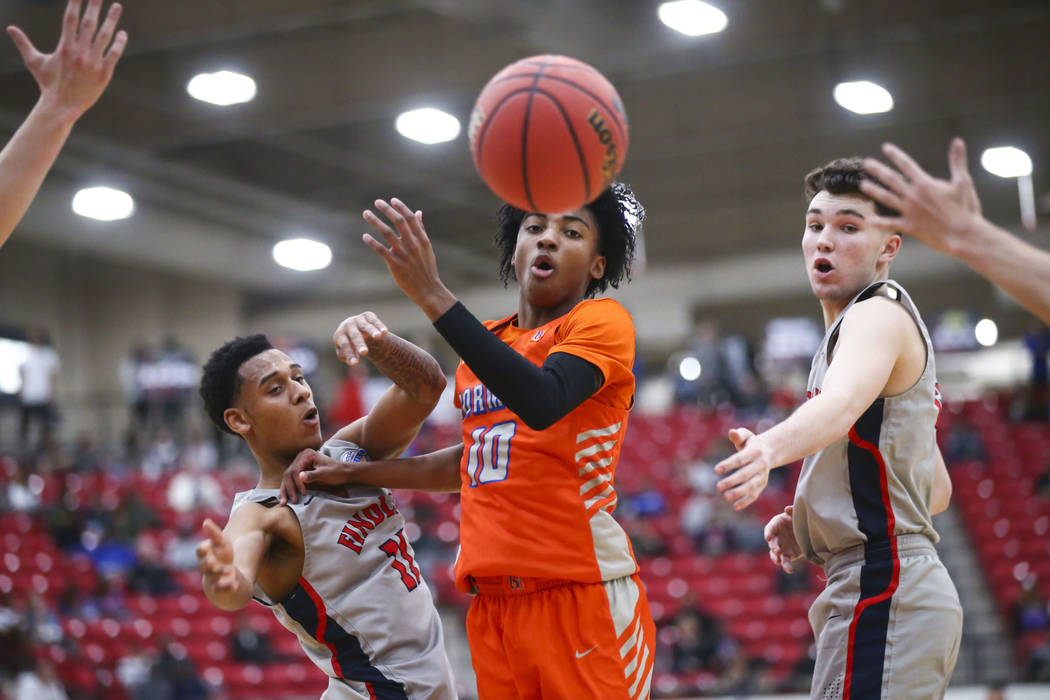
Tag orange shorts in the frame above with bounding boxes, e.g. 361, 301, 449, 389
465, 573, 655, 699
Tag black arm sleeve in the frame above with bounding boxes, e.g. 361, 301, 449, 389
433, 302, 604, 430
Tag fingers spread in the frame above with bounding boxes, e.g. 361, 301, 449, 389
881, 142, 927, 183
93, 2, 121, 56
858, 178, 905, 215
6, 26, 40, 65
102, 29, 126, 66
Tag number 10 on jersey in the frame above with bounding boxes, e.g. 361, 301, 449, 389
465, 420, 516, 487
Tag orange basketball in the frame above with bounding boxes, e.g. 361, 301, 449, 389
468, 55, 629, 213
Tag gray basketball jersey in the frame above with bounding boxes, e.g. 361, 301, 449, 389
794, 280, 942, 566
230, 439, 456, 699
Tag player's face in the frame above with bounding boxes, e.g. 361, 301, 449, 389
802, 191, 899, 305
511, 207, 606, 309
229, 349, 322, 457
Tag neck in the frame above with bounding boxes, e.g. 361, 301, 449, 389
249, 446, 293, 489
820, 268, 890, 329
516, 293, 585, 330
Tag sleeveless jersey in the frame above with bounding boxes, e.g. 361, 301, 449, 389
230, 439, 455, 700
794, 280, 942, 566
453, 298, 638, 592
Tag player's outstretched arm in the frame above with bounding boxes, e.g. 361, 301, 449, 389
196, 513, 267, 611
279, 444, 464, 504
330, 311, 446, 460
0, 0, 127, 250
715, 299, 910, 509
861, 139, 1050, 324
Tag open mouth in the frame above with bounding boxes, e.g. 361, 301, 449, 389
303, 408, 319, 423
814, 259, 833, 274
531, 256, 555, 278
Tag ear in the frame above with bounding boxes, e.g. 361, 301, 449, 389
224, 407, 252, 436
879, 233, 901, 265
589, 254, 607, 281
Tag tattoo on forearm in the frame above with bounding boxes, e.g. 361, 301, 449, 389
366, 334, 444, 400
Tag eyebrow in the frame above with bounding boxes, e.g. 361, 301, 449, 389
524, 213, 593, 230
807, 207, 866, 219
258, 363, 302, 387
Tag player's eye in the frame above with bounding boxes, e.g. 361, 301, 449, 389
269, 384, 282, 394
843, 224, 858, 233
807, 222, 822, 232
565, 228, 581, 238
294, 375, 306, 384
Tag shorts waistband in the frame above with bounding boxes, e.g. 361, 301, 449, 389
467, 575, 577, 596
824, 534, 938, 579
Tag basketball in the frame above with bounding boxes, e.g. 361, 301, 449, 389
468, 54, 629, 213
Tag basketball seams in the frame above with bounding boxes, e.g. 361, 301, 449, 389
483, 73, 627, 143
534, 91, 591, 204
519, 56, 553, 212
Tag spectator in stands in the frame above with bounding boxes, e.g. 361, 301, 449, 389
141, 428, 178, 480
230, 616, 274, 663
167, 455, 223, 513
109, 491, 161, 544
625, 486, 667, 518
166, 522, 202, 571
18, 327, 60, 451
628, 517, 669, 558
127, 537, 176, 595
944, 415, 987, 464
680, 490, 714, 550
5, 460, 40, 512
669, 603, 732, 673
116, 647, 155, 699
12, 659, 67, 700
682, 438, 734, 495
148, 639, 210, 700
712, 655, 776, 697
0, 592, 34, 680
1024, 637, 1050, 682
80, 575, 129, 620
22, 592, 62, 645
1013, 583, 1050, 633
674, 320, 728, 408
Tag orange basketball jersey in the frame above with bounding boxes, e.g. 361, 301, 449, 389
453, 298, 638, 592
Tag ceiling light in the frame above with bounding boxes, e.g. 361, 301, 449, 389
187, 70, 257, 106
679, 356, 702, 382
833, 80, 893, 114
273, 238, 332, 272
980, 146, 1033, 178
975, 318, 998, 347
72, 186, 134, 221
658, 1, 728, 36
395, 108, 461, 144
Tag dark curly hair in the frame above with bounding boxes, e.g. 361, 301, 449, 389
803, 157, 900, 218
494, 181, 643, 298
199, 334, 274, 434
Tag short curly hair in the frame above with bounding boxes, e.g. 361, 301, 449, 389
803, 157, 900, 218
494, 181, 643, 298
199, 334, 274, 434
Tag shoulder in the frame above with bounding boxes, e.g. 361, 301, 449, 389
318, 437, 370, 463
484, 312, 517, 332
564, 298, 633, 328
838, 295, 919, 354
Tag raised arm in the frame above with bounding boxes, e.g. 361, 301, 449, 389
362, 198, 605, 430
714, 298, 912, 509
861, 139, 1050, 324
330, 312, 446, 460
196, 510, 268, 611
280, 444, 464, 504
1, 0, 127, 250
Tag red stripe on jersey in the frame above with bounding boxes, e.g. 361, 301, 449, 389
299, 577, 344, 677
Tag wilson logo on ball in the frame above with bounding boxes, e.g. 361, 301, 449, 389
469, 54, 629, 213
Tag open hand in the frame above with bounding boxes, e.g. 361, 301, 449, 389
859, 139, 985, 256
714, 427, 773, 510
764, 505, 803, 573
362, 198, 455, 319
196, 519, 237, 592
8, 0, 128, 120
333, 311, 388, 366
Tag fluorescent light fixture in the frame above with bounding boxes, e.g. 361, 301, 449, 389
187, 70, 257, 106
273, 238, 332, 272
975, 318, 998, 347
833, 80, 893, 114
980, 146, 1032, 178
395, 108, 461, 144
72, 186, 134, 221
658, 1, 728, 36
679, 356, 702, 382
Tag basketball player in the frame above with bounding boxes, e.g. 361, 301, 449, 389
861, 138, 1050, 324
712, 159, 961, 698
1, 0, 127, 250
195, 313, 456, 699
284, 186, 656, 699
